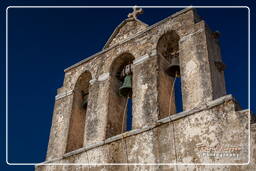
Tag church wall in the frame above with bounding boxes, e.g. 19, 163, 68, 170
37, 96, 254, 171
39, 8, 254, 171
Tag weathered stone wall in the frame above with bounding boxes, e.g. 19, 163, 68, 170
40, 8, 252, 171
46, 56, 102, 159
132, 54, 159, 128
36, 96, 255, 170
46, 94, 73, 160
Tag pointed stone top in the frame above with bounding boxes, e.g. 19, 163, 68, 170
103, 6, 147, 49
127, 5, 144, 19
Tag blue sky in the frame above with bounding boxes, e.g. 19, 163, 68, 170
1, 0, 255, 170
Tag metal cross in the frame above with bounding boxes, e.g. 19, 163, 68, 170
128, 5, 143, 19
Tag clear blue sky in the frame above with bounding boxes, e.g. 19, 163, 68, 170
1, 0, 255, 170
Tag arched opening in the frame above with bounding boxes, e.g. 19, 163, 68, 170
106, 53, 135, 138
66, 71, 92, 153
157, 31, 183, 118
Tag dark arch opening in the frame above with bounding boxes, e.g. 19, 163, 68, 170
157, 31, 180, 63
106, 53, 135, 138
157, 31, 183, 118
66, 71, 92, 153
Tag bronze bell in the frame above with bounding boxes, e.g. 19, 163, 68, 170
119, 75, 132, 97
166, 57, 180, 77
82, 94, 89, 109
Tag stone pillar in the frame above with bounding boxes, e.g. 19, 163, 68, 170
205, 26, 226, 99
84, 74, 109, 145
179, 21, 226, 111
46, 89, 73, 160
132, 54, 159, 128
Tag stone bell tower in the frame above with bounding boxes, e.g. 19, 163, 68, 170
36, 7, 255, 171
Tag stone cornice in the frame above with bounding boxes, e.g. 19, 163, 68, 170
55, 90, 73, 101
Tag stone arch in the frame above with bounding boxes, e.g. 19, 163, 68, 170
156, 30, 183, 118
70, 66, 96, 91
106, 53, 135, 138
66, 71, 92, 152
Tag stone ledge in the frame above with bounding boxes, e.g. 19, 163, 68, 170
104, 134, 123, 144
179, 28, 204, 42
206, 94, 233, 109
37, 157, 63, 165
133, 54, 150, 65
55, 90, 73, 101
98, 73, 110, 82
89, 78, 97, 85
39, 94, 239, 164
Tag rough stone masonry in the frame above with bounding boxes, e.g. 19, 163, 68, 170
35, 7, 256, 171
